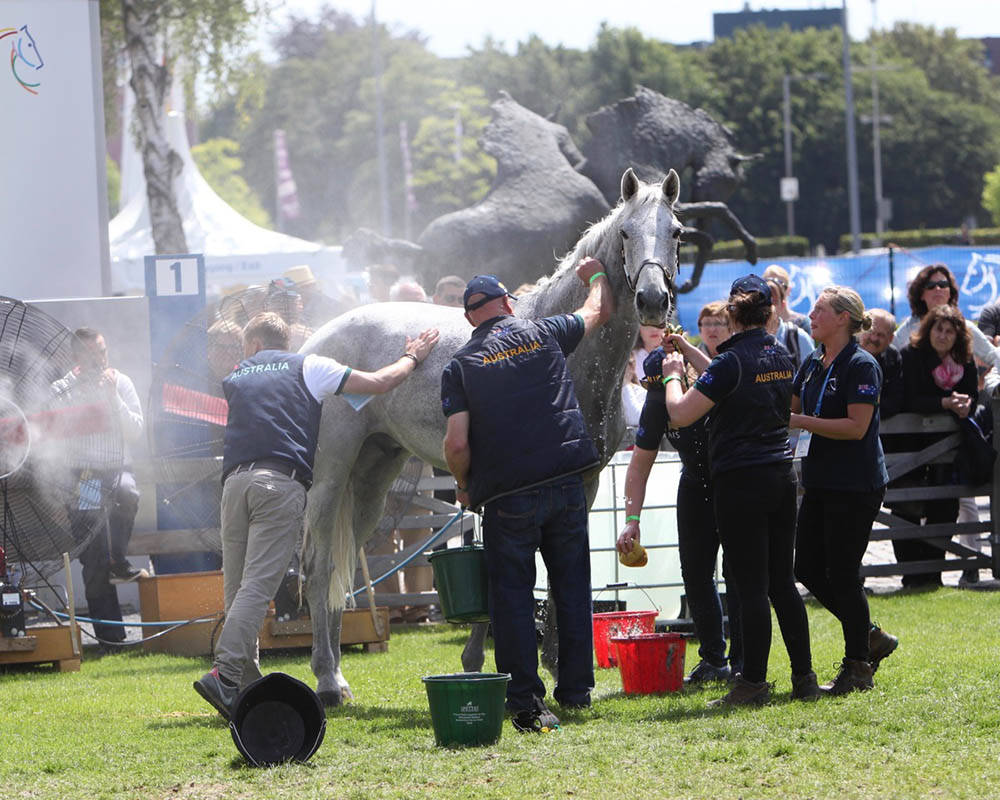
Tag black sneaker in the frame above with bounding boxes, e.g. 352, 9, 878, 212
868, 623, 898, 674
684, 660, 732, 685
193, 667, 239, 721
511, 696, 560, 733
109, 562, 149, 584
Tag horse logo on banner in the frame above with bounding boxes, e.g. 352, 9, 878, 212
959, 251, 1000, 319
1, 24, 44, 95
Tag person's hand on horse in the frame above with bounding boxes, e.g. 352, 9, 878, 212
661, 349, 685, 378
406, 328, 440, 364
665, 332, 694, 358
575, 256, 606, 285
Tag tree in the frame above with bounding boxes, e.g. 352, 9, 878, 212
191, 138, 272, 228
100, 0, 260, 254
982, 164, 1000, 225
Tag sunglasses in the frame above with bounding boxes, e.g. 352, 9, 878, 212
925, 279, 951, 290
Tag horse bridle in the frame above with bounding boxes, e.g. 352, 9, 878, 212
623, 257, 676, 294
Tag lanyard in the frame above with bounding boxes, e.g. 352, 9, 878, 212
807, 357, 837, 417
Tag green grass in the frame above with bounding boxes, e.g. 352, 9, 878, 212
3, 588, 1000, 800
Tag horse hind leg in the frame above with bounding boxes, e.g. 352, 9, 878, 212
304, 474, 355, 706
462, 623, 488, 672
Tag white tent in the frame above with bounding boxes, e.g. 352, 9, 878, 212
109, 97, 345, 297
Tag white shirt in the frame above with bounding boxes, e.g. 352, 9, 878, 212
302, 353, 351, 402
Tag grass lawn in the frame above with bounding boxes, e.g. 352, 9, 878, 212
3, 587, 999, 800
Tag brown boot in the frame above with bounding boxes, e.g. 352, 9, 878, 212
707, 676, 771, 707
868, 624, 898, 674
791, 670, 822, 701
821, 658, 874, 695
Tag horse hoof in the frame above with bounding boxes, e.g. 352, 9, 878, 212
318, 689, 343, 707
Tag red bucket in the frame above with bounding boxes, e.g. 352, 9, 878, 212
611, 633, 686, 694
592, 610, 658, 668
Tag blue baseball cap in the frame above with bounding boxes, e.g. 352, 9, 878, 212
730, 274, 772, 304
464, 275, 514, 311
641, 347, 667, 392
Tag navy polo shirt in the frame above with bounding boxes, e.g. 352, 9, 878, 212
693, 328, 794, 476
792, 339, 889, 492
634, 363, 711, 484
440, 313, 598, 508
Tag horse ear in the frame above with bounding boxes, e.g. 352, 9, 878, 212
620, 168, 640, 202
662, 169, 680, 205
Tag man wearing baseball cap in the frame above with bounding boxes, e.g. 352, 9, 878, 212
441, 260, 611, 733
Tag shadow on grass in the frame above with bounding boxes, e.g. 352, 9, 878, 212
325, 703, 431, 731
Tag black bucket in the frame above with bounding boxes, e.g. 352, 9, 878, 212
428, 544, 490, 623
229, 672, 326, 766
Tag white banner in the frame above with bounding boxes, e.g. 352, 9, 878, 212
0, 0, 108, 301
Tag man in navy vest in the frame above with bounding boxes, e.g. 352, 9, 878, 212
195, 311, 439, 719
441, 260, 611, 732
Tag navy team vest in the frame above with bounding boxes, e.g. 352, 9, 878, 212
452, 316, 599, 508
222, 351, 323, 485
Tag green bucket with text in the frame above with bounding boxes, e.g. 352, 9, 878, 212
427, 545, 490, 623
422, 672, 510, 747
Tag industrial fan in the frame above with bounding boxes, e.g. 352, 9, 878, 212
146, 281, 428, 599
0, 297, 124, 634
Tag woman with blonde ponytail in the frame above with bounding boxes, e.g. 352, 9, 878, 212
790, 286, 897, 696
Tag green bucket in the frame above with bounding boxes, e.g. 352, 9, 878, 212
428, 545, 490, 623
422, 672, 510, 747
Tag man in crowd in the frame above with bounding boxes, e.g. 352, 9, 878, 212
52, 328, 145, 649
194, 311, 438, 718
432, 275, 466, 307
859, 308, 904, 418
441, 260, 611, 732
763, 264, 811, 334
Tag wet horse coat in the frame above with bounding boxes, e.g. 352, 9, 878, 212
301, 169, 686, 705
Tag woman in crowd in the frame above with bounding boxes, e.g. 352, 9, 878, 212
696, 301, 732, 359
659, 275, 817, 706
895, 264, 997, 579
765, 277, 815, 371
789, 287, 897, 695
622, 325, 668, 427
616, 305, 742, 685
897, 304, 978, 586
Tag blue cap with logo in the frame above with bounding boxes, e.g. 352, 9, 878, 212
464, 274, 514, 311
641, 347, 667, 392
729, 273, 772, 305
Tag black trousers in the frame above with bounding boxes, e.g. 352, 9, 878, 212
713, 461, 812, 683
676, 476, 742, 671
795, 486, 885, 660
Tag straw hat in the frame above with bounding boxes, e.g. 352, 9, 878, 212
618, 541, 647, 568
283, 264, 316, 287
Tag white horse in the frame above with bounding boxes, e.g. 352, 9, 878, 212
301, 168, 689, 705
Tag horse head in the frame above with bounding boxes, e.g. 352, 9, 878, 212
2, 24, 44, 94
616, 167, 690, 327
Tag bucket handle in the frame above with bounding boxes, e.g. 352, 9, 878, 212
593, 582, 660, 613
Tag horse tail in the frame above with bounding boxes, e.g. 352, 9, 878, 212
327, 488, 357, 612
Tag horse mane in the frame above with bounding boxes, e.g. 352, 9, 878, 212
523, 181, 667, 313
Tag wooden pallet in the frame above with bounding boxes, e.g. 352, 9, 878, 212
138, 571, 390, 656
0, 625, 81, 671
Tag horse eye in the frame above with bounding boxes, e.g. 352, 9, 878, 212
620, 230, 629, 240
672, 228, 682, 239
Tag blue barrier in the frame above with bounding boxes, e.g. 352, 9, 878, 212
676, 245, 1000, 329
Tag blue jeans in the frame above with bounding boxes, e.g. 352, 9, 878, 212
676, 475, 743, 672
482, 477, 594, 711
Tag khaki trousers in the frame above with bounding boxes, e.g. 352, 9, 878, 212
214, 468, 305, 687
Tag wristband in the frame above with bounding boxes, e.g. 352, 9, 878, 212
662, 375, 681, 387
625, 514, 640, 522
402, 353, 420, 365
588, 271, 607, 285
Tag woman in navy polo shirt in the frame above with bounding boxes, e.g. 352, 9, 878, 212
789, 286, 897, 696
661, 275, 817, 707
